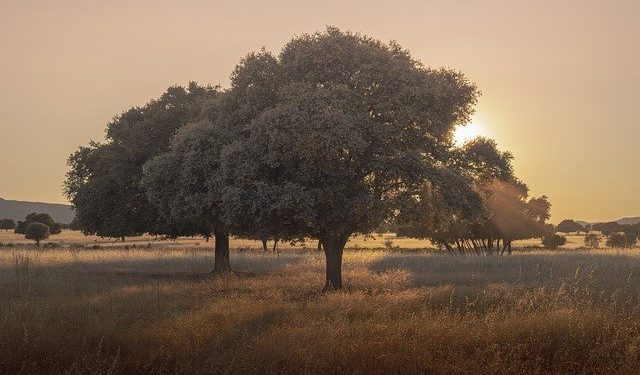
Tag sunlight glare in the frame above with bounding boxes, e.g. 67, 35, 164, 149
454, 119, 484, 145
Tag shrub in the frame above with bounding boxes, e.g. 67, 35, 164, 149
607, 232, 637, 249
584, 233, 601, 249
0, 218, 16, 231
542, 234, 566, 249
25, 222, 50, 246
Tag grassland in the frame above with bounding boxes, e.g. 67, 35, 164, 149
1, 230, 639, 374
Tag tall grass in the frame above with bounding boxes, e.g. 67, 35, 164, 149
1, 233, 639, 373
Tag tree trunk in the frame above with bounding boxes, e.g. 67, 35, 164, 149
317, 240, 323, 251
36, 239, 40, 246
213, 230, 231, 273
261, 238, 268, 252
272, 239, 278, 252
322, 235, 349, 291
121, 236, 125, 242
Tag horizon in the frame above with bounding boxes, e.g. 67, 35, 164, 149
1, 0, 639, 222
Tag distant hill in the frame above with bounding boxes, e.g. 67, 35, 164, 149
616, 217, 640, 225
576, 217, 640, 227
0, 197, 75, 224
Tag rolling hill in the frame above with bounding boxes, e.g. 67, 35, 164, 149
576, 217, 640, 227
0, 197, 75, 224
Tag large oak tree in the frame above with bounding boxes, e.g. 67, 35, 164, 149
221, 28, 480, 289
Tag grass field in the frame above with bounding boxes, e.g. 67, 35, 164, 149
1, 230, 639, 374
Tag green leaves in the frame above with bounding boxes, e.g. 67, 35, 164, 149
221, 28, 480, 241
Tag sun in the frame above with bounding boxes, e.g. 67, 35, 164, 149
453, 118, 484, 145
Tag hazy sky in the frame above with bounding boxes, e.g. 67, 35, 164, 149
1, 0, 638, 222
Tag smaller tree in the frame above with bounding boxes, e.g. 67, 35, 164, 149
584, 233, 601, 249
25, 222, 50, 246
556, 219, 584, 234
542, 234, 566, 249
607, 232, 637, 249
14, 213, 61, 235
0, 219, 16, 232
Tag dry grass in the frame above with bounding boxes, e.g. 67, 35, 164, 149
1, 231, 639, 374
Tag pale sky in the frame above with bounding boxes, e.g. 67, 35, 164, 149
1, 0, 638, 222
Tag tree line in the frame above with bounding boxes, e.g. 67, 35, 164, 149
554, 219, 639, 249
65, 28, 556, 290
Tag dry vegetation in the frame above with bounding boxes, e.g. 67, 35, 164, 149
1, 231, 640, 374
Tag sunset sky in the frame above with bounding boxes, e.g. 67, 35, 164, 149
1, 0, 638, 223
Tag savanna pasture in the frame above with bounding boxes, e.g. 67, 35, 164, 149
2, 230, 640, 374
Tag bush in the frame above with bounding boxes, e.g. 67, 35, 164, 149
584, 233, 601, 249
542, 234, 566, 249
25, 222, 50, 246
0, 218, 16, 231
607, 232, 637, 249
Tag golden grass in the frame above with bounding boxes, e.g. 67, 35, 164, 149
1, 231, 639, 374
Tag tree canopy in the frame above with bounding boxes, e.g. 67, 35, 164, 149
0, 219, 15, 231
14, 213, 61, 235
556, 219, 584, 234
64, 83, 219, 239
25, 222, 49, 246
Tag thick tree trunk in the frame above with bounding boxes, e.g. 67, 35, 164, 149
322, 235, 349, 291
213, 230, 231, 273
261, 238, 268, 252
272, 239, 278, 252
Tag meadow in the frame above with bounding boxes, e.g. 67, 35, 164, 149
1, 230, 640, 374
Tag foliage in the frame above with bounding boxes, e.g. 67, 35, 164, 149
14, 213, 61, 235
584, 233, 601, 249
24, 222, 50, 245
397, 137, 551, 255
0, 219, 16, 231
556, 219, 584, 234
542, 234, 567, 249
64, 83, 218, 238
607, 232, 637, 249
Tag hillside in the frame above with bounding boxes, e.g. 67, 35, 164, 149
576, 217, 640, 227
616, 217, 640, 225
0, 197, 74, 224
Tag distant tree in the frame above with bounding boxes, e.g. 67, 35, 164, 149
396, 138, 551, 255
221, 28, 479, 289
0, 219, 16, 231
65, 83, 219, 240
584, 233, 601, 249
14, 213, 61, 235
607, 232, 637, 249
556, 219, 584, 234
14, 221, 26, 234
592, 222, 621, 236
542, 234, 566, 249
25, 222, 50, 246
